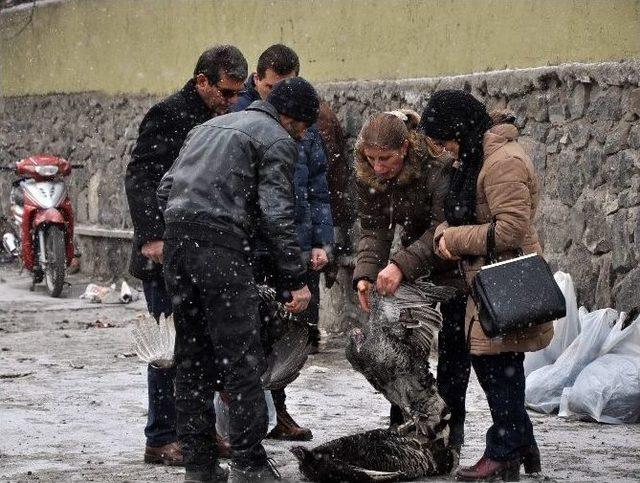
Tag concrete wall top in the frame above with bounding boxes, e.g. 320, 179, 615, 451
1, 0, 639, 96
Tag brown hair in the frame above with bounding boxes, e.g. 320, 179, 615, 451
355, 110, 419, 153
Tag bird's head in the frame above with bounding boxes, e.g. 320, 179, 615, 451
349, 327, 366, 351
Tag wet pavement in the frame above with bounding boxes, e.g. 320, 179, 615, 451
1, 265, 639, 482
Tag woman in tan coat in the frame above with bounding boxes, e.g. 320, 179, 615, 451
420, 90, 553, 481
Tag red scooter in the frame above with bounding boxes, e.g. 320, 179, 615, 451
1, 155, 82, 297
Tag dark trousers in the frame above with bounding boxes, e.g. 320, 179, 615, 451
437, 293, 471, 446
390, 293, 470, 442
164, 239, 268, 471
472, 352, 536, 460
301, 269, 321, 343
142, 277, 177, 447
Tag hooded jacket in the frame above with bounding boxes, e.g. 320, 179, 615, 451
434, 123, 553, 355
157, 101, 307, 291
353, 132, 462, 289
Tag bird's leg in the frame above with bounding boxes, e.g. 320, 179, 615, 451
395, 419, 416, 435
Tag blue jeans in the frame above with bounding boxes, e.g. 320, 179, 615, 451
142, 277, 177, 447
472, 352, 537, 460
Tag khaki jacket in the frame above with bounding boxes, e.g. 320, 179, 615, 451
353, 132, 463, 290
434, 124, 554, 355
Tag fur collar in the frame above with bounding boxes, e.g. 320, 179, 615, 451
355, 131, 441, 192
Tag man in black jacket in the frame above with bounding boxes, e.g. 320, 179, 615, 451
157, 78, 318, 482
124, 44, 247, 466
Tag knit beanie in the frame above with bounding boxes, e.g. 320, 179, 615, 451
418, 89, 491, 144
267, 77, 320, 124
418, 89, 493, 226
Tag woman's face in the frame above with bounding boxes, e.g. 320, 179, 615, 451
363, 140, 408, 180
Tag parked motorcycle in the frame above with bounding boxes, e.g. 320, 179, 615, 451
1, 155, 83, 297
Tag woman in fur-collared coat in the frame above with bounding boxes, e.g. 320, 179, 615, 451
352, 110, 471, 452
423, 90, 552, 481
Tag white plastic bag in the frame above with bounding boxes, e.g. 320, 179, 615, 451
525, 307, 619, 414
81, 281, 138, 304
524, 272, 580, 376
214, 391, 277, 439
559, 313, 640, 424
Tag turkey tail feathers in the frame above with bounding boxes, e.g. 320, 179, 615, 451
130, 314, 176, 368
257, 284, 310, 390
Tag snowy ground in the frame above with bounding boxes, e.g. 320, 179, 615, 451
1, 265, 639, 482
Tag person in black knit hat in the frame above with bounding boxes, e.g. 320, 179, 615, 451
235, 53, 333, 443
267, 76, 320, 124
157, 77, 319, 482
422, 89, 550, 481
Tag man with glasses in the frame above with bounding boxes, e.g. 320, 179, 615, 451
124, 44, 247, 467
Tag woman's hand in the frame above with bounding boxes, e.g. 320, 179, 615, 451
376, 263, 403, 296
356, 280, 372, 312
438, 235, 460, 261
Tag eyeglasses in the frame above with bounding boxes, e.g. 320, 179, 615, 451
427, 137, 446, 149
215, 83, 244, 99
425, 136, 448, 157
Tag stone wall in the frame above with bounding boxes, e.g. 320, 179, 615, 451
314, 61, 640, 323
1, 60, 639, 330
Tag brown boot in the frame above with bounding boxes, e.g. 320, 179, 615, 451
144, 441, 184, 466
266, 406, 313, 441
215, 431, 231, 459
456, 455, 520, 481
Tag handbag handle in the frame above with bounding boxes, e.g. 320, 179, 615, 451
486, 220, 524, 264
486, 222, 498, 264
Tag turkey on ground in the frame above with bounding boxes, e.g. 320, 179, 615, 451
291, 426, 456, 482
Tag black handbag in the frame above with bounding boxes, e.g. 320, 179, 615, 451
471, 223, 566, 338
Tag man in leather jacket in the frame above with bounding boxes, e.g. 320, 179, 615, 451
157, 77, 319, 482
232, 43, 333, 442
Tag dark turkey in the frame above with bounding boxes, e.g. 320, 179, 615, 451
290, 281, 458, 482
291, 427, 455, 482
257, 284, 310, 390
346, 280, 455, 438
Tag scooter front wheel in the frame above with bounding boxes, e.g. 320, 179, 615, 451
44, 225, 66, 297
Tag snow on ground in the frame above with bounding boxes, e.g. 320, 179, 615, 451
1, 266, 639, 482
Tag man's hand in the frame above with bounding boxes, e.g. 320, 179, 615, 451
285, 285, 311, 313
310, 248, 329, 271
141, 240, 164, 264
356, 279, 372, 312
438, 235, 460, 261
376, 263, 403, 296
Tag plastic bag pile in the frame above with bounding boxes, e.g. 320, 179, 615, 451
524, 272, 640, 424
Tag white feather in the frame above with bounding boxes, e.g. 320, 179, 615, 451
130, 314, 176, 368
